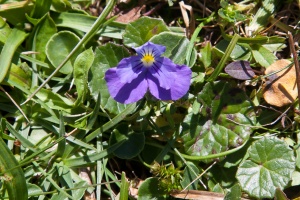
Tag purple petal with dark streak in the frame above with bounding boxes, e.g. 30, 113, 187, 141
116, 56, 145, 84
135, 42, 166, 58
148, 57, 178, 90
105, 68, 148, 104
148, 64, 192, 100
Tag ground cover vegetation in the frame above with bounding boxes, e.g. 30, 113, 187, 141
0, 0, 299, 199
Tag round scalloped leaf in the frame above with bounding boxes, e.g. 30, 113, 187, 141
236, 136, 295, 199
88, 43, 130, 115
46, 31, 83, 74
123, 16, 170, 48
138, 177, 167, 200
181, 81, 256, 163
109, 124, 145, 159
150, 32, 197, 66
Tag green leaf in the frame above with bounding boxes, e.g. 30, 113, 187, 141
181, 81, 255, 163
64, 141, 126, 167
274, 188, 289, 200
30, 14, 57, 62
218, 2, 246, 23
214, 39, 251, 61
5, 120, 48, 157
236, 136, 295, 199
150, 32, 197, 66
123, 16, 170, 48
52, 12, 125, 39
0, 28, 28, 83
0, 137, 28, 200
109, 124, 145, 159
224, 184, 242, 200
4, 63, 32, 90
291, 171, 300, 186
88, 43, 130, 115
180, 162, 199, 190
30, 0, 52, 19
27, 183, 43, 197
86, 92, 101, 130
56, 162, 74, 194
51, 0, 72, 12
0, 17, 12, 43
56, 112, 66, 158
35, 88, 74, 112
0, 1, 33, 26
138, 177, 167, 200
46, 31, 83, 74
72, 181, 89, 200
207, 34, 240, 82
251, 44, 277, 67
199, 42, 212, 68
120, 172, 130, 200
74, 48, 94, 106
84, 103, 138, 143
248, 0, 279, 33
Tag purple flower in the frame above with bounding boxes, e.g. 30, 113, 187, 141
104, 42, 192, 104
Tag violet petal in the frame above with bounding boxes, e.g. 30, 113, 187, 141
105, 68, 148, 104
148, 57, 178, 90
135, 42, 166, 58
116, 56, 145, 84
148, 64, 192, 100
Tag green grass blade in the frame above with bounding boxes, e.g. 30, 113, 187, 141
63, 140, 126, 167
52, 12, 125, 39
186, 13, 215, 66
120, 172, 130, 200
86, 91, 101, 130
56, 111, 66, 158
206, 33, 239, 82
0, 28, 28, 83
32, 161, 74, 199
5, 120, 47, 157
85, 102, 137, 142
30, 0, 51, 19
0, 137, 28, 200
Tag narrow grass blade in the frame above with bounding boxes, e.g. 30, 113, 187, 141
120, 172, 130, 200
0, 137, 28, 200
56, 111, 66, 158
64, 140, 126, 167
0, 28, 28, 83
186, 13, 215, 66
206, 34, 239, 82
85, 102, 137, 142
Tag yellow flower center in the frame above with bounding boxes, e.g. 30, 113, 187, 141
141, 54, 155, 67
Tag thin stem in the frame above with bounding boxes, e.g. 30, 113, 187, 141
288, 32, 300, 108
0, 86, 29, 123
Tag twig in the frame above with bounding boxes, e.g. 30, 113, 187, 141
181, 161, 216, 192
288, 32, 300, 108
0, 86, 30, 123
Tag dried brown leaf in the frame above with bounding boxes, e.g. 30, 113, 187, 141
263, 59, 297, 107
